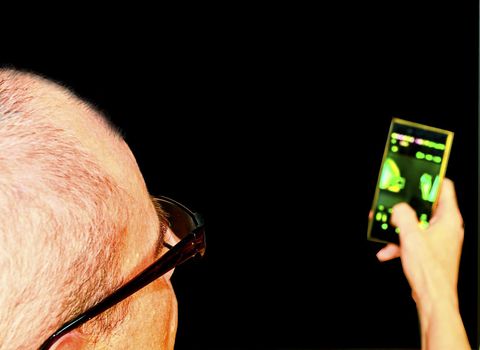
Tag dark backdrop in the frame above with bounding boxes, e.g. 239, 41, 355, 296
2, 2, 478, 349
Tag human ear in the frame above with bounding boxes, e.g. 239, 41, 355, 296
49, 330, 87, 350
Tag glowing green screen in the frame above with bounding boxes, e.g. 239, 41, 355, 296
369, 121, 450, 244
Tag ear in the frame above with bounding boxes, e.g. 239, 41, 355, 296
50, 330, 87, 350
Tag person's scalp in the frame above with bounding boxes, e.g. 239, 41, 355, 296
0, 68, 135, 349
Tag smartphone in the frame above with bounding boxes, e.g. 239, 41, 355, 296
367, 118, 454, 244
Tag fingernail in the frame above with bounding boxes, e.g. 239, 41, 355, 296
376, 250, 385, 261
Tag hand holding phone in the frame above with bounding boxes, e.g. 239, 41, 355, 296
367, 118, 453, 244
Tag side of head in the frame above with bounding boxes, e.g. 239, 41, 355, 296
0, 70, 177, 349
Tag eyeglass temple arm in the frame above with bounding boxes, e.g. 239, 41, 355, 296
39, 227, 205, 350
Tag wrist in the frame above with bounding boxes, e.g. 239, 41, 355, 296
414, 265, 459, 324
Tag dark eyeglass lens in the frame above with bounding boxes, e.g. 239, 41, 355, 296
158, 200, 196, 240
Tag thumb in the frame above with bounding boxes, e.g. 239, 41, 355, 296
391, 202, 419, 239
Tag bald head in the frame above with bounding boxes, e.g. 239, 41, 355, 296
0, 69, 145, 194
0, 69, 164, 349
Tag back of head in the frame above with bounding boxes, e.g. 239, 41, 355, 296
0, 69, 130, 349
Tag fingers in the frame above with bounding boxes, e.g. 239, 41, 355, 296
375, 204, 416, 262
391, 202, 418, 235
431, 178, 463, 226
391, 203, 420, 250
376, 243, 400, 261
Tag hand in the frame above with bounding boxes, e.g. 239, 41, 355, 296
376, 178, 464, 308
375, 178, 469, 349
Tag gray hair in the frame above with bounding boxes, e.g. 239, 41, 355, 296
0, 69, 131, 349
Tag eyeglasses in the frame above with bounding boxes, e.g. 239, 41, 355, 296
39, 196, 206, 350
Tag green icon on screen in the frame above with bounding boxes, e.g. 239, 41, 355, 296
379, 158, 405, 193
420, 174, 440, 203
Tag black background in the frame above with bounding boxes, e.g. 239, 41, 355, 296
2, 2, 478, 349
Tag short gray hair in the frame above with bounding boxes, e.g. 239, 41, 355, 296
0, 69, 131, 349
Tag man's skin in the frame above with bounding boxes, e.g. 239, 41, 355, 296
376, 178, 470, 349
33, 81, 178, 349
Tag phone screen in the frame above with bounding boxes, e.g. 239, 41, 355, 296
367, 118, 454, 244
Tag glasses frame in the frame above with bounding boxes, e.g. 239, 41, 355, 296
39, 196, 206, 350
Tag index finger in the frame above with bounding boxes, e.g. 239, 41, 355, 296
431, 178, 463, 226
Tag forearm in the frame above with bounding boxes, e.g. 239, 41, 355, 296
424, 301, 470, 350
416, 266, 469, 350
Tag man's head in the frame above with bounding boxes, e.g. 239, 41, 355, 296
0, 69, 177, 349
